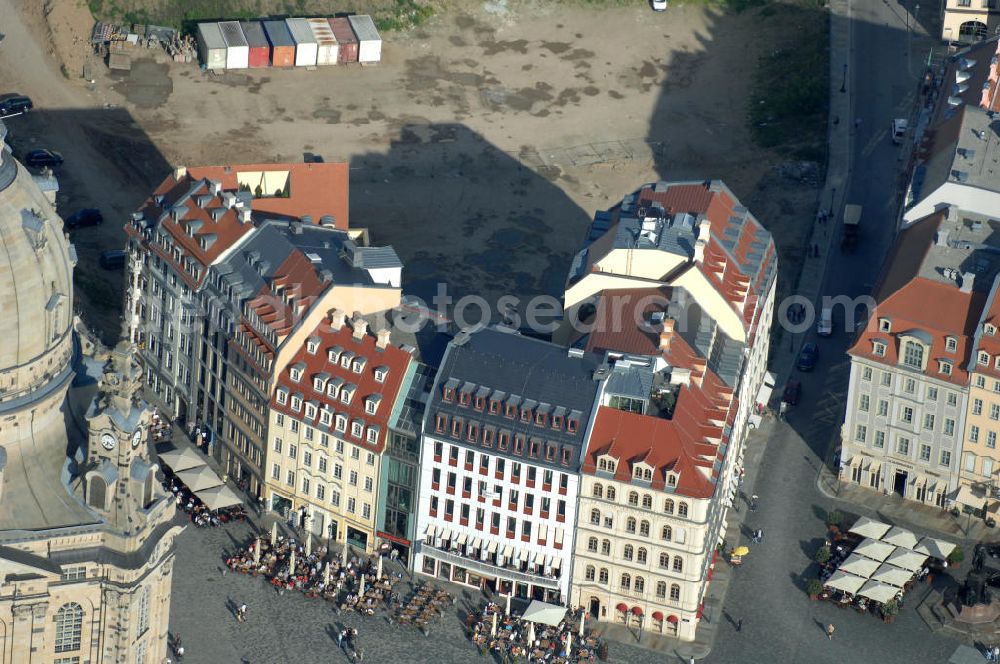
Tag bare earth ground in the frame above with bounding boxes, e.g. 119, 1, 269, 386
2, 0, 820, 340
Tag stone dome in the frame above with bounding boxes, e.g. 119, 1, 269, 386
0, 120, 76, 406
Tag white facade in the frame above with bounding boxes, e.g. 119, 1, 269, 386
413, 433, 578, 602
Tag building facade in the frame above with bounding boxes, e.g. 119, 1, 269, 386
265, 311, 414, 552
942, 0, 998, 44
413, 328, 602, 603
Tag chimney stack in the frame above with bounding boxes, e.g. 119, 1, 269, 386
329, 309, 346, 330
174, 165, 187, 180
693, 218, 711, 263
659, 318, 675, 352
935, 229, 950, 247
376, 327, 392, 350
352, 313, 368, 341
961, 271, 976, 293
239, 208, 252, 223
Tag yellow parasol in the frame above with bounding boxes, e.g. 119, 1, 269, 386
733, 546, 750, 556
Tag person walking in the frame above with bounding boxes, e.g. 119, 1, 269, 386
750, 494, 759, 512
736, 618, 743, 632
826, 623, 835, 640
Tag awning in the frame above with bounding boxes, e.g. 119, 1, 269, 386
522, 600, 567, 627
158, 446, 206, 472
194, 483, 243, 510
914, 536, 957, 560
555, 528, 564, 545
839, 553, 880, 578
456, 533, 468, 546
440, 528, 453, 542
502, 545, 514, 560
849, 517, 891, 540
552, 557, 562, 571
885, 547, 927, 572
532, 552, 542, 566
471, 537, 482, 552
175, 466, 224, 492
488, 541, 499, 554
652, 611, 664, 621
858, 579, 899, 604
881, 526, 918, 550
870, 563, 915, 588
824, 570, 866, 594
425, 525, 437, 539
954, 484, 986, 509
631, 606, 643, 616
615, 602, 628, 613
854, 538, 895, 562
666, 615, 679, 624
514, 549, 525, 563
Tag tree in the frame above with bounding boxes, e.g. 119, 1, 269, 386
948, 545, 965, 566
807, 579, 824, 599
815, 545, 831, 565
825, 509, 844, 529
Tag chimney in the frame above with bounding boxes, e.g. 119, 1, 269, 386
376, 327, 392, 350
659, 318, 675, 352
239, 208, 252, 223
352, 313, 368, 341
961, 271, 976, 293
174, 166, 187, 180
320, 215, 337, 228
693, 218, 711, 263
935, 229, 950, 247
209, 180, 222, 195
329, 309, 346, 330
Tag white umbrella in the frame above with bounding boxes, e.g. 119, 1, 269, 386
360, 576, 366, 596
505, 593, 511, 615
870, 563, 914, 588
306, 534, 313, 557
881, 526, 918, 550
579, 611, 585, 637
849, 517, 891, 539
824, 569, 866, 594
885, 547, 927, 572
193, 484, 242, 510
854, 538, 895, 562
323, 561, 331, 586
839, 553, 880, 578
858, 579, 898, 603
270, 521, 277, 546
566, 631, 572, 654
342, 544, 349, 567
175, 466, 224, 492
289, 549, 296, 576
491, 611, 498, 636
914, 536, 956, 560
528, 621, 535, 644
158, 446, 206, 472
253, 537, 261, 566
377, 555, 383, 580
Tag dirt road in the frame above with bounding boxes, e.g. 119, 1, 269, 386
1, 0, 822, 338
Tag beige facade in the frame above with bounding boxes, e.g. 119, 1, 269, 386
570, 474, 711, 641
959, 372, 1000, 512
942, 1, 998, 43
265, 410, 383, 552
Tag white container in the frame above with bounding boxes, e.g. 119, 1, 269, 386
197, 22, 227, 71
218, 21, 249, 70
347, 15, 381, 64
307, 18, 339, 66
285, 18, 317, 67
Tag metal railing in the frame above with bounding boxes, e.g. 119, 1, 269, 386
414, 542, 559, 589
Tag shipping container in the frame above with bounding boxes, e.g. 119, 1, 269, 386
240, 21, 270, 68
328, 18, 359, 64
347, 15, 382, 64
307, 18, 339, 66
262, 20, 295, 67
219, 21, 249, 70
196, 22, 227, 71
285, 18, 318, 67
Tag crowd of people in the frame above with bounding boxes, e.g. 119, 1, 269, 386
468, 602, 607, 663
162, 471, 247, 527
393, 581, 455, 633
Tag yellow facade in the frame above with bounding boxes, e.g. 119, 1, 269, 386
942, 1, 999, 43
959, 372, 1000, 513
265, 409, 382, 552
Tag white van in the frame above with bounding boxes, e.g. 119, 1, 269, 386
817, 307, 833, 337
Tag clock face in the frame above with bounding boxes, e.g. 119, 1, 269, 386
131, 428, 143, 448
100, 433, 117, 451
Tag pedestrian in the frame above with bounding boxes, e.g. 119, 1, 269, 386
750, 494, 758, 512
759, 527, 765, 543
337, 629, 344, 648
854, 117, 861, 129
736, 618, 743, 632
813, 243, 820, 257
826, 623, 835, 640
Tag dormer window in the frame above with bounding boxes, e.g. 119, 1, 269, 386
561, 448, 571, 465
529, 438, 540, 458
901, 340, 925, 370
443, 387, 455, 402
290, 365, 304, 382
352, 358, 366, 374
667, 473, 677, 487
939, 360, 953, 375
945, 336, 958, 353
340, 385, 354, 405
873, 342, 886, 357
988, 324, 997, 336
597, 456, 617, 473
276, 389, 288, 406
489, 398, 501, 414
326, 381, 340, 399
633, 465, 653, 481
879, 318, 891, 333
367, 426, 379, 444
452, 418, 464, 437
513, 435, 525, 455
335, 414, 348, 433
327, 346, 342, 364
552, 415, 563, 430
545, 444, 556, 461
305, 403, 317, 419
340, 352, 354, 369
459, 391, 471, 406
374, 366, 388, 383
306, 337, 320, 354
535, 412, 547, 426
498, 430, 510, 451
520, 407, 531, 422
980, 351, 991, 366
319, 409, 332, 426
567, 416, 580, 434
365, 395, 381, 415
467, 421, 480, 442
351, 421, 364, 438
505, 403, 516, 418
435, 413, 447, 433
313, 376, 326, 392
290, 396, 302, 411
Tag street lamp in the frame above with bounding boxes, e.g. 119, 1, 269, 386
841, 63, 847, 93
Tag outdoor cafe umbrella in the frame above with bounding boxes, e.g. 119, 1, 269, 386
849, 516, 891, 540
858, 579, 899, 604
253, 537, 261, 566
158, 446, 206, 473
914, 536, 956, 561
566, 631, 572, 655
881, 526, 918, 550
342, 544, 349, 567
323, 561, 331, 586
360, 576, 366, 596
870, 563, 914, 588
289, 548, 296, 575
839, 553, 880, 578
175, 466, 224, 492
885, 547, 927, 572
854, 538, 895, 562
733, 546, 750, 556
193, 484, 242, 511
528, 621, 535, 645
824, 570, 866, 594
579, 611, 585, 637
506, 593, 511, 615
305, 534, 312, 557
271, 521, 277, 546
377, 554, 383, 580
491, 611, 498, 637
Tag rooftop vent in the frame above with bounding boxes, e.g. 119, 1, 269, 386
567, 347, 585, 358
948, 96, 964, 107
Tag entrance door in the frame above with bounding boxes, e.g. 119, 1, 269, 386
893, 470, 908, 497
589, 598, 600, 619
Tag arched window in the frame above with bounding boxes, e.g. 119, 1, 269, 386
677, 502, 689, 518
673, 556, 684, 573
142, 472, 155, 508
626, 517, 637, 533
137, 585, 150, 634
593, 483, 603, 498
628, 491, 639, 506
620, 573, 631, 590
659, 552, 670, 568
670, 584, 681, 601
639, 520, 650, 537
601, 540, 611, 555
88, 476, 107, 510
590, 508, 601, 525
664, 499, 675, 514
642, 494, 652, 509
656, 581, 667, 598
599, 568, 609, 584
903, 340, 924, 369
55, 603, 83, 653
588, 537, 598, 552
606, 486, 616, 501
661, 525, 672, 541
585, 565, 595, 581
623, 544, 634, 561
637, 547, 647, 564
635, 576, 645, 593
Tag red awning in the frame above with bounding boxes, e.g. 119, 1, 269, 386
652, 611, 664, 621
631, 606, 643, 616
667, 615, 679, 624
615, 602, 628, 613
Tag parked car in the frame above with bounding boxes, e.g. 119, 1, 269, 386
0, 95, 32, 116
652, 0, 668, 9
99, 249, 126, 270
797, 342, 818, 372
64, 208, 103, 229
24, 149, 63, 168
891, 118, 908, 145
783, 380, 801, 406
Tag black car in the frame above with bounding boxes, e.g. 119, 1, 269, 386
0, 95, 32, 116
64, 208, 103, 229
797, 342, 818, 372
782, 380, 801, 406
24, 149, 63, 168
99, 249, 126, 269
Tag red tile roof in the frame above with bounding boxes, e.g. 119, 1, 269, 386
584, 286, 674, 356
271, 320, 413, 454
246, 250, 327, 339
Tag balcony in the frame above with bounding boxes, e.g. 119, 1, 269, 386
414, 541, 560, 589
